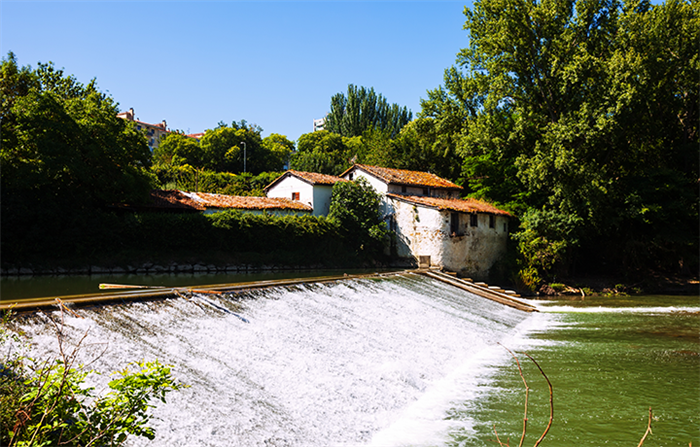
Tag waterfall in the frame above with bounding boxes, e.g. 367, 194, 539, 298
17, 273, 545, 446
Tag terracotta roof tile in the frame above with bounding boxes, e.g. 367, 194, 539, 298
387, 194, 511, 216
184, 192, 313, 212
344, 164, 462, 190
149, 190, 205, 210
287, 170, 347, 185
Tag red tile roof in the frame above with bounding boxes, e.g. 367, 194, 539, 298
184, 192, 313, 212
387, 194, 511, 216
149, 190, 205, 211
263, 170, 347, 192
342, 164, 462, 190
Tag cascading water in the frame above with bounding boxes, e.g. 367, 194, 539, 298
17, 273, 545, 446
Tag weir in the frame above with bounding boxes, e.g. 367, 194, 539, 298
12, 273, 543, 446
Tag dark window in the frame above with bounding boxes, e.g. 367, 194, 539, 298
423, 188, 429, 196
470, 213, 478, 227
291, 192, 300, 201
401, 185, 407, 193
450, 212, 462, 236
348, 173, 354, 181
489, 215, 495, 228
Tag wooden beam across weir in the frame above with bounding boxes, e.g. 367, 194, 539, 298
0, 271, 406, 312
419, 270, 538, 312
0, 269, 535, 313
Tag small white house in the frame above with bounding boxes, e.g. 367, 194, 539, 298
340, 164, 511, 279
264, 170, 347, 216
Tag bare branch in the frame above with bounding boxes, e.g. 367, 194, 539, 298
636, 407, 653, 447
522, 352, 553, 447
492, 424, 509, 447
500, 344, 529, 447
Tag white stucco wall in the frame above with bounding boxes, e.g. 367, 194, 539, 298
390, 198, 509, 280
311, 185, 334, 216
342, 170, 393, 217
266, 177, 320, 215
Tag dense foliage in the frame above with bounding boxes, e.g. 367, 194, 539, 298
324, 84, 412, 138
1, 52, 154, 211
328, 178, 388, 259
421, 0, 699, 286
1, 207, 364, 270
151, 166, 281, 196
0, 313, 184, 446
152, 121, 293, 175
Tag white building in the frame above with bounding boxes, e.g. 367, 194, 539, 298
117, 108, 170, 151
313, 117, 326, 132
264, 170, 347, 217
340, 164, 511, 279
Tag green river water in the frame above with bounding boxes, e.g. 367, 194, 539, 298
455, 295, 700, 447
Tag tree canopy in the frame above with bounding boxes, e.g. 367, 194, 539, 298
421, 0, 699, 283
1, 52, 154, 210
324, 84, 413, 138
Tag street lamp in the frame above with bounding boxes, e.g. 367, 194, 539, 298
241, 141, 247, 173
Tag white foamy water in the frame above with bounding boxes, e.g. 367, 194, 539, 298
18, 274, 549, 446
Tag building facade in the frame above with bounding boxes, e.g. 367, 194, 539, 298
117, 108, 170, 150
340, 164, 511, 279
264, 170, 346, 217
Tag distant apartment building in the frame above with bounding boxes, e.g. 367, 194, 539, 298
313, 117, 326, 132
117, 108, 170, 150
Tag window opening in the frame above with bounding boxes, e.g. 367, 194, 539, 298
291, 192, 300, 201
489, 215, 495, 228
470, 213, 478, 227
450, 212, 462, 236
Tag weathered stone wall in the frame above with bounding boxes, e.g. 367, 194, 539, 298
390, 199, 508, 280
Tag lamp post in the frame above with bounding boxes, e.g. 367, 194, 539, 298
241, 141, 247, 173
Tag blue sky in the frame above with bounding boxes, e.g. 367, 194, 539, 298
1, 1, 471, 142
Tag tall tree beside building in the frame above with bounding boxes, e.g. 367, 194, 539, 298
421, 0, 699, 281
324, 84, 412, 139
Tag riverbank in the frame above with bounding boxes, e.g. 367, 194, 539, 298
534, 273, 699, 297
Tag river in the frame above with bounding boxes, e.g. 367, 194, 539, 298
3, 273, 699, 446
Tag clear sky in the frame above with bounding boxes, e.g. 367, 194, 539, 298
1, 1, 472, 142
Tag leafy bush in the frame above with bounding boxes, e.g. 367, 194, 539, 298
0, 312, 185, 446
329, 178, 388, 260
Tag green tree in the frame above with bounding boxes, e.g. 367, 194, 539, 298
325, 84, 412, 138
328, 177, 387, 258
290, 130, 349, 175
153, 132, 204, 168
199, 121, 286, 174
1, 54, 153, 209
422, 0, 699, 281
261, 133, 294, 170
